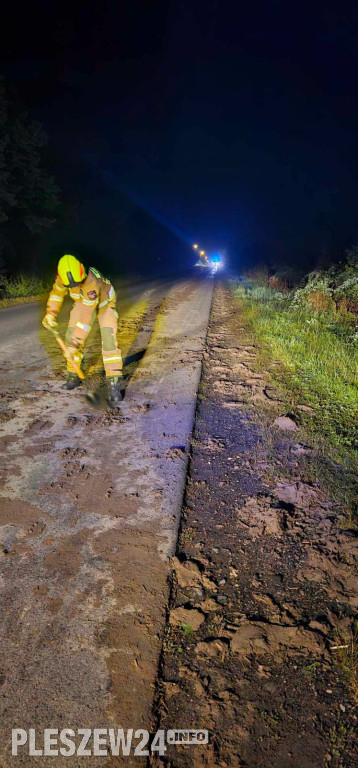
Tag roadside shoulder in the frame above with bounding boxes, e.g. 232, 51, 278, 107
152, 281, 358, 768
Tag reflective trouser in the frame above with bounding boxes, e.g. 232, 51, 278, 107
65, 301, 123, 377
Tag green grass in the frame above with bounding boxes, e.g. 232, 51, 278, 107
337, 619, 358, 705
234, 287, 358, 452
1, 273, 49, 298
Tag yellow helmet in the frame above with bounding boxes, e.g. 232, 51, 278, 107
57, 255, 86, 286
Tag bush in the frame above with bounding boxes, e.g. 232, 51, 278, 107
235, 282, 287, 304
245, 265, 270, 286
1, 273, 48, 298
250, 285, 286, 302
243, 251, 358, 319
291, 271, 333, 312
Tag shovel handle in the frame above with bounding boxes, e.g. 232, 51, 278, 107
48, 327, 85, 379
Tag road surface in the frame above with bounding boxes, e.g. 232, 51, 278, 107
0, 275, 214, 766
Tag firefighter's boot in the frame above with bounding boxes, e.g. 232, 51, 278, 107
62, 373, 82, 390
107, 376, 124, 407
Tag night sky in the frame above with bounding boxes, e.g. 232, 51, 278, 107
2, 1, 358, 275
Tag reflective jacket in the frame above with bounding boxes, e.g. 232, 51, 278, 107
46, 267, 116, 319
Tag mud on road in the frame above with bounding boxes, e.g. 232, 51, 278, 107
153, 283, 358, 768
0, 277, 213, 767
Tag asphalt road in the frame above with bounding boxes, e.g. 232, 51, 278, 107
0, 301, 45, 343
0, 275, 214, 766
0, 277, 173, 386
0, 276, 172, 347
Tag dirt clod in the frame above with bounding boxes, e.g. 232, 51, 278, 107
273, 415, 299, 430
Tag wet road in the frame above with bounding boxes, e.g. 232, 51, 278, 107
0, 275, 214, 766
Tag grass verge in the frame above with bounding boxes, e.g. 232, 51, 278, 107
337, 620, 358, 707
233, 284, 358, 452
0, 293, 47, 308
232, 282, 358, 525
0, 273, 50, 307
1, 273, 50, 299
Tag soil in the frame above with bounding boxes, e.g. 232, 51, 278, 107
152, 283, 358, 768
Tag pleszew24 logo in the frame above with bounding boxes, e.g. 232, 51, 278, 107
12, 728, 209, 757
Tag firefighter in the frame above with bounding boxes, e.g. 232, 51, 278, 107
42, 255, 123, 405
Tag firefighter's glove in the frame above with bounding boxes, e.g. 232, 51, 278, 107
42, 313, 58, 331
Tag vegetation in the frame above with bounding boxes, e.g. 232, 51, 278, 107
335, 619, 358, 707
0, 272, 49, 299
234, 254, 358, 699
234, 250, 358, 454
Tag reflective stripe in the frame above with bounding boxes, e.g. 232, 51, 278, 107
82, 298, 97, 306
89, 267, 102, 279
103, 355, 122, 362
56, 285, 67, 294
76, 321, 91, 331
98, 299, 108, 308
108, 286, 115, 299
69, 291, 80, 299
49, 294, 63, 302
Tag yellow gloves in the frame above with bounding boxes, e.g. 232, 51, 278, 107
42, 313, 58, 331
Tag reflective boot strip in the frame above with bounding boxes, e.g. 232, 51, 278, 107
76, 321, 91, 332
102, 356, 122, 363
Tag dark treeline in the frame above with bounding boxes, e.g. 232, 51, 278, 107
0, 78, 61, 274
0, 78, 191, 281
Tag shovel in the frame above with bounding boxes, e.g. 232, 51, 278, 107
47, 326, 85, 380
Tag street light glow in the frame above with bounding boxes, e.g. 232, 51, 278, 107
193, 243, 199, 249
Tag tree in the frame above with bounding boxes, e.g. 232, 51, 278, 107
0, 77, 60, 263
